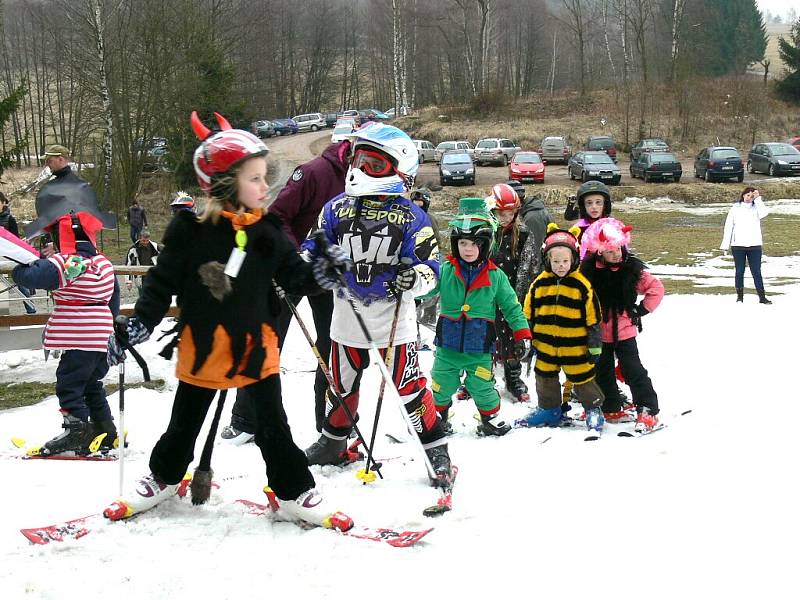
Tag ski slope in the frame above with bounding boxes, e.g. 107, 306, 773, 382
1, 252, 798, 600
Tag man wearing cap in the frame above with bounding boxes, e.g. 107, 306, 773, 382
125, 228, 162, 292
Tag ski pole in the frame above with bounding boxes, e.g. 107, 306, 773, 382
362, 258, 411, 482
118, 359, 125, 497
190, 389, 227, 505
272, 279, 383, 480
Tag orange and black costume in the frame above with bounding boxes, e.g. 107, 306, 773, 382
134, 210, 322, 500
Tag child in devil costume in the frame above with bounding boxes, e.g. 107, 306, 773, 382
430, 197, 532, 435
13, 179, 120, 455
580, 218, 664, 432
486, 183, 540, 402
302, 123, 453, 488
103, 112, 353, 528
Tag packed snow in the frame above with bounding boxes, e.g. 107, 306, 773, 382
1, 252, 798, 600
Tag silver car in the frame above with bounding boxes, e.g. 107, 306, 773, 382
539, 136, 571, 164
474, 138, 521, 166
413, 140, 436, 164
435, 140, 474, 163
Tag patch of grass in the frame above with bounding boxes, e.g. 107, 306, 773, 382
0, 379, 167, 411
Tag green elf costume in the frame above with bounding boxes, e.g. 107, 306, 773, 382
429, 198, 532, 436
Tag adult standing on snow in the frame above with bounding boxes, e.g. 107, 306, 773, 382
220, 140, 350, 443
302, 123, 453, 489
104, 112, 353, 528
720, 187, 771, 304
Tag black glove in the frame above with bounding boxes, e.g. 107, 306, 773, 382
107, 316, 151, 367
631, 302, 649, 318
312, 244, 353, 290
394, 262, 417, 292
587, 346, 601, 365
513, 339, 532, 361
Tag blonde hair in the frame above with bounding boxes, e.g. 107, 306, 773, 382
198, 156, 267, 224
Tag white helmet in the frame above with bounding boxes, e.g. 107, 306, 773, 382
344, 123, 418, 197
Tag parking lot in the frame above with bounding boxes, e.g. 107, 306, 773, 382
417, 156, 787, 188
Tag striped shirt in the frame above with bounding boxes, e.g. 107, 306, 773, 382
43, 253, 115, 352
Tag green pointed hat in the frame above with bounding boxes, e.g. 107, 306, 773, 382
448, 197, 497, 231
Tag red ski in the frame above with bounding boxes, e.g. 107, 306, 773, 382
21, 514, 97, 544
235, 499, 433, 548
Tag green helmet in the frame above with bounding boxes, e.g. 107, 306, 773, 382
449, 197, 497, 262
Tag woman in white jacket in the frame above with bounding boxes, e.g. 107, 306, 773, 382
720, 187, 771, 304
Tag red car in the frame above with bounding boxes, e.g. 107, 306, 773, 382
508, 151, 546, 183
789, 136, 800, 150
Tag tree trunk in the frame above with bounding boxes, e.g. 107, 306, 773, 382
91, 0, 113, 211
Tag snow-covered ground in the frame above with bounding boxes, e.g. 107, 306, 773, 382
1, 251, 799, 600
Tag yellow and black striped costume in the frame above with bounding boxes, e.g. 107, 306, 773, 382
523, 270, 602, 385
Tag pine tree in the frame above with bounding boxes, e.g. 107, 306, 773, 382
776, 19, 800, 103
697, 0, 767, 76
0, 83, 27, 179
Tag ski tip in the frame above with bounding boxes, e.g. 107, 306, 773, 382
11, 436, 26, 449
584, 434, 602, 441
323, 511, 355, 532
103, 501, 134, 521
680, 409, 693, 416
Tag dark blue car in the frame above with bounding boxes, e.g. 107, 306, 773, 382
694, 146, 744, 183
272, 118, 298, 136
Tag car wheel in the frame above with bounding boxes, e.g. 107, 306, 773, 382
581, 172, 588, 183
643, 172, 650, 183
629, 168, 635, 179
737, 173, 744, 183
674, 176, 681, 183
769, 164, 776, 177
419, 155, 424, 164
704, 170, 713, 183
502, 155, 508, 166
440, 178, 445, 186
747, 161, 754, 174
311, 125, 319, 132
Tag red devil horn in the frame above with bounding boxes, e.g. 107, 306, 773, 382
191, 111, 211, 141
622, 225, 633, 233
599, 230, 607, 242
214, 112, 232, 130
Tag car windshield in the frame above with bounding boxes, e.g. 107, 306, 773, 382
543, 138, 564, 145
652, 154, 677, 163
711, 149, 740, 160
333, 126, 352, 134
769, 143, 799, 155
584, 153, 614, 164
437, 143, 454, 150
443, 153, 470, 164
476, 140, 497, 148
588, 138, 613, 149
513, 153, 542, 163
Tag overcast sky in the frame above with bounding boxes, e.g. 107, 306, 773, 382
756, 0, 800, 20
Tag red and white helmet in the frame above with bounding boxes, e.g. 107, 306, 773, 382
191, 111, 268, 193
489, 183, 520, 211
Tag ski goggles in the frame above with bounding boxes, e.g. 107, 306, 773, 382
352, 148, 396, 177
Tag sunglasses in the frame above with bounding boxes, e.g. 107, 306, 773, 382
352, 148, 396, 177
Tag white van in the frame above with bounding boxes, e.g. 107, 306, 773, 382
292, 113, 326, 132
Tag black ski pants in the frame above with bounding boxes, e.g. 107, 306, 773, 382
230, 291, 333, 434
56, 350, 112, 422
149, 375, 314, 501
594, 337, 659, 415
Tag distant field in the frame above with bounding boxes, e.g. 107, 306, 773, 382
766, 23, 793, 77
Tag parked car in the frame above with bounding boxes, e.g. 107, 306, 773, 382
272, 118, 298, 135
538, 136, 571, 164
568, 151, 621, 184
323, 113, 339, 128
331, 122, 354, 143
439, 151, 476, 186
747, 142, 800, 176
360, 109, 389, 122
474, 138, 521, 166
631, 138, 669, 161
508, 151, 545, 183
413, 140, 436, 164
586, 135, 617, 162
339, 110, 361, 127
251, 120, 275, 138
134, 137, 170, 173
629, 152, 682, 182
694, 146, 744, 182
384, 106, 411, 118
292, 113, 327, 132
435, 140, 473, 162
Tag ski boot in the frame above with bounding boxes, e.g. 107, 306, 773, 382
455, 384, 471, 401
559, 402, 574, 426
585, 407, 605, 434
477, 412, 511, 436
634, 408, 659, 433
220, 424, 255, 445
304, 434, 348, 466
90, 419, 119, 451
42, 413, 94, 456
425, 445, 453, 489
503, 361, 530, 402
438, 407, 454, 436
276, 488, 353, 531
104, 472, 179, 520
515, 406, 562, 428
602, 410, 636, 424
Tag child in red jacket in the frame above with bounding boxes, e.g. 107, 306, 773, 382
579, 218, 664, 433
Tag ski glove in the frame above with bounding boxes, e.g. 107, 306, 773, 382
107, 316, 151, 367
393, 262, 417, 292
631, 302, 649, 319
587, 346, 602, 365
312, 244, 353, 290
513, 339, 532, 361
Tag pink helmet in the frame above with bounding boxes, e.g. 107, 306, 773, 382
191, 111, 268, 193
582, 217, 633, 253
